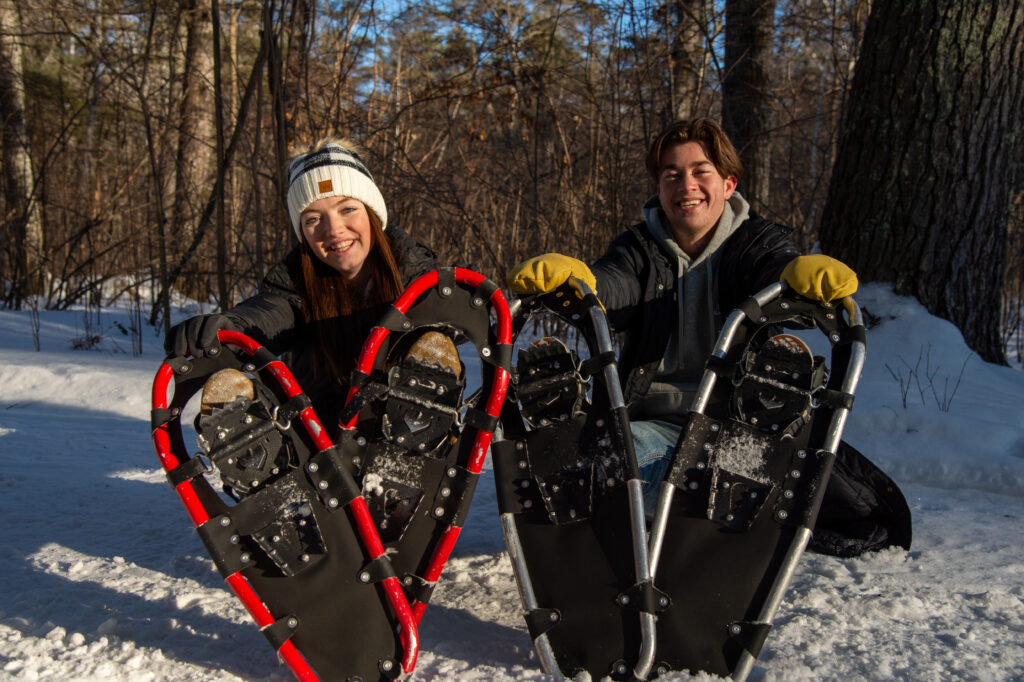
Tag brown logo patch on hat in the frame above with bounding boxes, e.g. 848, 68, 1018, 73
318, 179, 333, 194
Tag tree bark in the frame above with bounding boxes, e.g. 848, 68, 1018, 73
0, 0, 44, 306
722, 0, 775, 212
668, 0, 708, 120
819, 0, 1024, 365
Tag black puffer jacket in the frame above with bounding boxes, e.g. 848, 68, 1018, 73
223, 225, 437, 420
592, 213, 799, 405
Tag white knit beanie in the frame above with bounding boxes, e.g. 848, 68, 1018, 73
286, 142, 388, 240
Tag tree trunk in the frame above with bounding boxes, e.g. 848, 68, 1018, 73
819, 0, 1024, 365
0, 0, 44, 306
668, 0, 708, 120
722, 0, 775, 213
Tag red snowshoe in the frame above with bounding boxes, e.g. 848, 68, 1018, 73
151, 267, 511, 681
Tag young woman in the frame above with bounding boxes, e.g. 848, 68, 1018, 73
166, 138, 438, 419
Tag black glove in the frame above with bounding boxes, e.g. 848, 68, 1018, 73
164, 314, 239, 358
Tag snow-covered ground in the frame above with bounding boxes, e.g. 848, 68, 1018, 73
1, 282, 1022, 681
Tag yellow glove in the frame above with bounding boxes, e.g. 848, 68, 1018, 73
781, 255, 858, 302
507, 253, 597, 297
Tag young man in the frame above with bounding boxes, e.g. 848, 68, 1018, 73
508, 117, 858, 512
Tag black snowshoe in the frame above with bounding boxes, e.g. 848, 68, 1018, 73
645, 282, 866, 680
151, 267, 512, 682
492, 279, 659, 681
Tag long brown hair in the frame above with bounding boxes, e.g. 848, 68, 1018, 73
299, 195, 403, 384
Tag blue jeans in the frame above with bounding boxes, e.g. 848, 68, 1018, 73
630, 419, 683, 516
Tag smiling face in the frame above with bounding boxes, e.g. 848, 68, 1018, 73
657, 140, 738, 255
299, 196, 373, 279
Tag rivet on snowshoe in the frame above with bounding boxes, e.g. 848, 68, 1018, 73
723, 481, 731, 489
697, 462, 706, 470
287, 617, 298, 628
595, 419, 605, 428
784, 490, 795, 499
272, 535, 281, 542
308, 462, 318, 472
521, 480, 531, 488
356, 436, 367, 446
518, 460, 527, 469
402, 321, 412, 330
688, 481, 699, 490
618, 595, 630, 605
710, 423, 720, 432
725, 514, 734, 522
791, 470, 801, 478
562, 300, 571, 308
381, 660, 395, 672
441, 488, 451, 498
230, 534, 239, 544
418, 442, 427, 451
750, 492, 758, 499
408, 378, 417, 387
780, 302, 790, 310
250, 479, 259, 488
703, 442, 713, 451
300, 554, 310, 562
219, 516, 231, 527
606, 478, 615, 487
831, 333, 841, 342
218, 432, 227, 440
730, 624, 743, 635
244, 364, 255, 372
550, 612, 559, 622
826, 312, 835, 319
777, 510, 789, 520
523, 500, 533, 508
180, 363, 192, 374
441, 286, 453, 296
616, 663, 628, 674
353, 456, 362, 466
404, 576, 413, 585
447, 467, 458, 477
515, 441, 525, 450
771, 424, 780, 431
318, 481, 328, 490
759, 316, 767, 322
481, 346, 492, 357
434, 506, 446, 517
244, 415, 252, 424
659, 597, 669, 607
397, 435, 406, 443
359, 571, 371, 583
472, 297, 484, 307
797, 450, 807, 458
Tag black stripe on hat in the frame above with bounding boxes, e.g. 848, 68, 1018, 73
287, 147, 373, 186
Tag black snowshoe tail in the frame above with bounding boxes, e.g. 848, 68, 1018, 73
339, 268, 512, 624
153, 331, 415, 681
494, 280, 658, 681
646, 282, 867, 681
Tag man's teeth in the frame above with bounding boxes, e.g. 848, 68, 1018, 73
680, 200, 700, 208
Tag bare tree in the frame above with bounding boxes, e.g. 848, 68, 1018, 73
0, 0, 44, 306
722, 0, 775, 212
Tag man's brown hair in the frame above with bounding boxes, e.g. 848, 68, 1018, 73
645, 117, 743, 183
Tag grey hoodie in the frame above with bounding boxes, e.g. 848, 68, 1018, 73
633, 191, 751, 421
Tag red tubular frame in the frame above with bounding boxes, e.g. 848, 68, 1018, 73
151, 330, 416, 680
341, 268, 512, 624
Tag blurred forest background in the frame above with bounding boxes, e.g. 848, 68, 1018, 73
1, 0, 1022, 363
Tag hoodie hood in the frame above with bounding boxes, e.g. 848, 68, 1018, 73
632, 191, 752, 422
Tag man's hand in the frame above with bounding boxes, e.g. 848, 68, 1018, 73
507, 253, 597, 296
781, 255, 858, 302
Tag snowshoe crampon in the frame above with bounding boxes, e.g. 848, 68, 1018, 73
646, 282, 866, 680
150, 267, 511, 682
493, 279, 659, 681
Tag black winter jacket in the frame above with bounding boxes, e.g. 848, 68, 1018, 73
591, 213, 800, 406
223, 225, 437, 420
